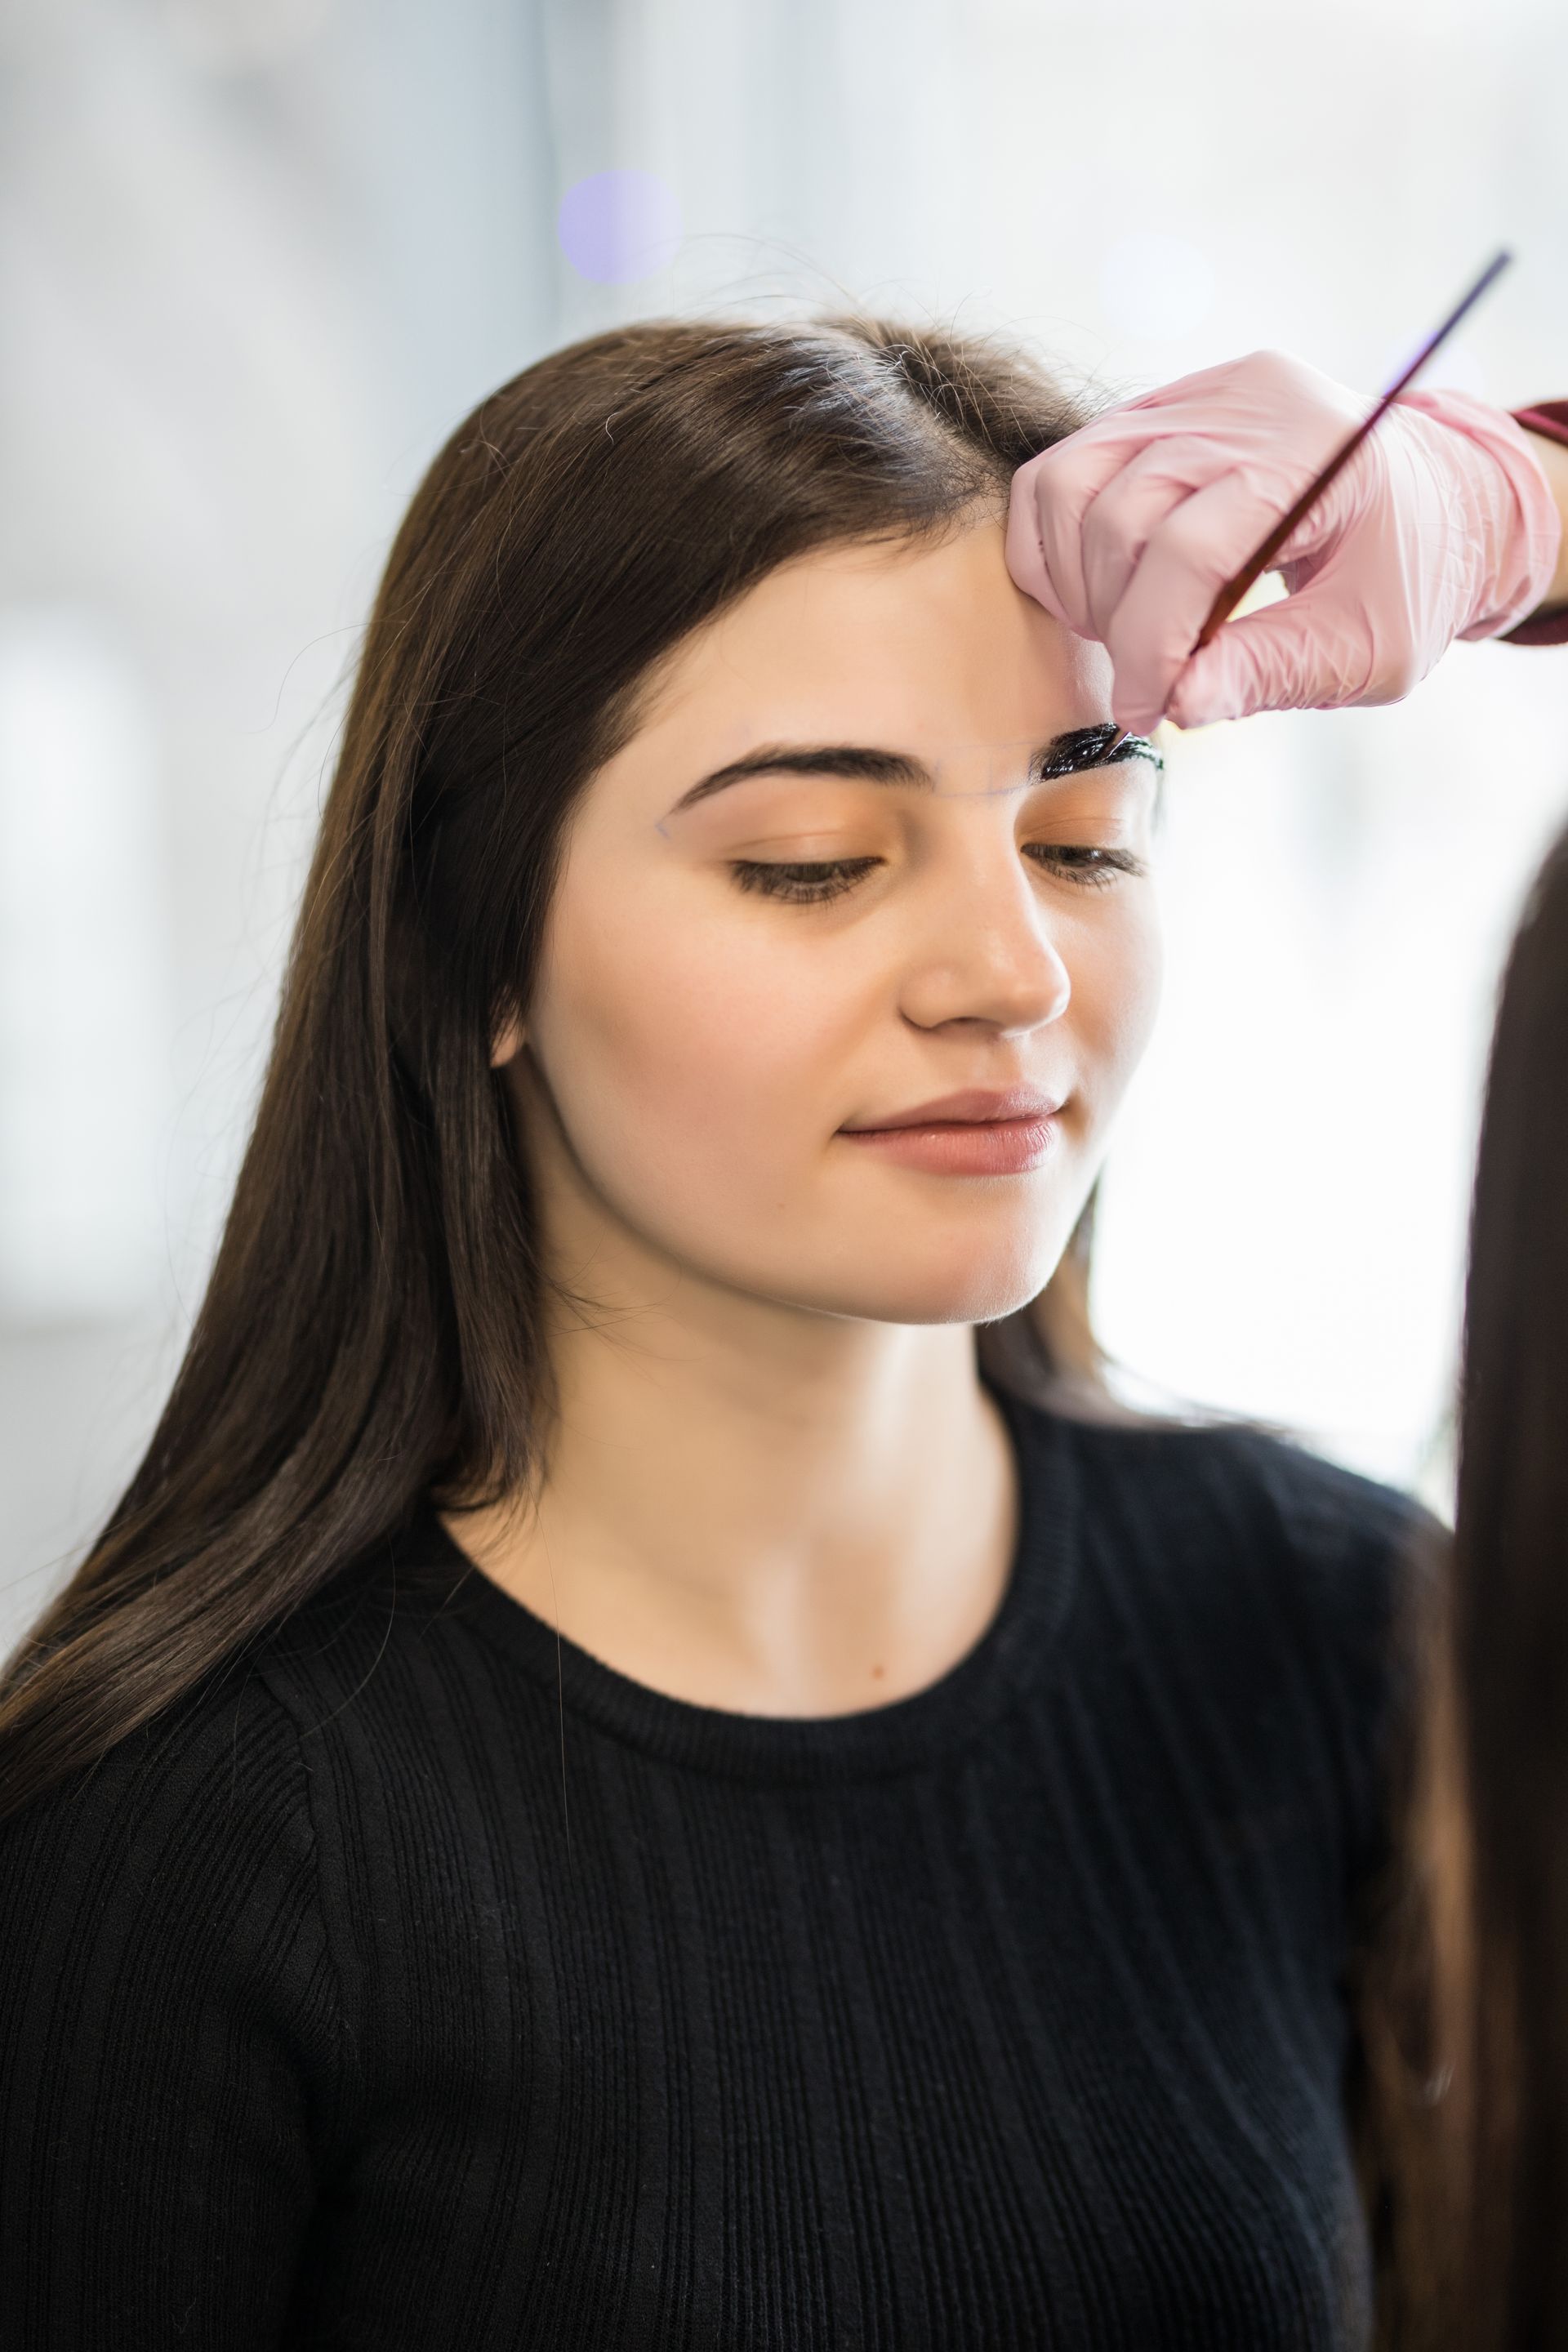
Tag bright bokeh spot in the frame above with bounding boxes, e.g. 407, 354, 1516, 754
556, 171, 683, 285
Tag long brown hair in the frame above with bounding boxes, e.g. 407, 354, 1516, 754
0, 313, 1098, 1824
1442, 815, 1568, 2345
1361, 817, 1568, 2349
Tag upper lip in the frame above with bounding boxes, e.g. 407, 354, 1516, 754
840, 1086, 1064, 1132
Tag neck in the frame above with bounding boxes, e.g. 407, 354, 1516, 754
446, 1241, 1018, 1717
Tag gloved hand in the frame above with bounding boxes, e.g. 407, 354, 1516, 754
1004, 350, 1564, 733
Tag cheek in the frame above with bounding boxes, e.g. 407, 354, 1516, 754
1067, 893, 1164, 1122
530, 887, 860, 1200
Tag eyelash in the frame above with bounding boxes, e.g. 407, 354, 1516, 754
729, 846, 1144, 904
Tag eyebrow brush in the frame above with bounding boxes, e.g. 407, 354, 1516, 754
1102, 247, 1513, 757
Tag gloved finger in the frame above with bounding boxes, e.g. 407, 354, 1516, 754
1098, 466, 1298, 730
1004, 457, 1075, 626
1007, 351, 1363, 647
1164, 589, 1382, 727
1076, 434, 1272, 644
1006, 425, 1167, 635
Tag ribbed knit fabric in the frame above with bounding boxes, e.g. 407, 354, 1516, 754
0, 1388, 1416, 2350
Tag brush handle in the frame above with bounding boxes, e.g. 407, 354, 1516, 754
1190, 250, 1512, 654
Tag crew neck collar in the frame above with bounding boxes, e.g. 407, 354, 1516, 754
394, 1383, 1079, 1787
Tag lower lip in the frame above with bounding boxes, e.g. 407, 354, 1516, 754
838, 1115, 1058, 1176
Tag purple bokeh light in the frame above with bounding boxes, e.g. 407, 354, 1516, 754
557, 172, 683, 286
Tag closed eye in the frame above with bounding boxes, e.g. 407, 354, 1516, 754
1026, 844, 1146, 889
731, 842, 1147, 906
730, 857, 881, 903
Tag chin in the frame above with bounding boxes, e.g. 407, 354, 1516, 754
830, 1276, 1054, 1329
786, 1229, 1071, 1329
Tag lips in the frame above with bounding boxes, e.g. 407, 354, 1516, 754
837, 1087, 1064, 1177
840, 1086, 1063, 1134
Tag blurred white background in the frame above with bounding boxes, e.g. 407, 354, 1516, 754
3, 0, 1567, 1650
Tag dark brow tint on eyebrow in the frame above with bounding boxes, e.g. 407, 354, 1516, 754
1032, 724, 1162, 782
666, 722, 1160, 817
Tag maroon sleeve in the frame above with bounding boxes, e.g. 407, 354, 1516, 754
1499, 402, 1568, 646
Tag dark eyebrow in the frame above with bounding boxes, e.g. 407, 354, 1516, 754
666, 723, 1160, 815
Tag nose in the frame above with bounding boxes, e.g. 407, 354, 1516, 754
898, 827, 1072, 1039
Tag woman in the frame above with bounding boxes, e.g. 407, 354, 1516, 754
1, 315, 1564, 2349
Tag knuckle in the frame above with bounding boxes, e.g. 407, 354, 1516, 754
1381, 648, 1423, 699
1249, 347, 1309, 394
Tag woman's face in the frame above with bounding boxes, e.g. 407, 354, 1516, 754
500, 512, 1163, 1328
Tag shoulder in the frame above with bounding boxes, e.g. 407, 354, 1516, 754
1008, 1397, 1434, 1872
0, 1521, 479, 2067
238, 1508, 527, 1747
1028, 1399, 1429, 1631
0, 1659, 338, 2092
0, 1512, 479, 1946
0, 1657, 315, 1892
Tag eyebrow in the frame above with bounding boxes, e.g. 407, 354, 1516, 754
666, 723, 1161, 815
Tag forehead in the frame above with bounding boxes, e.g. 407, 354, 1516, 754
614, 516, 1114, 778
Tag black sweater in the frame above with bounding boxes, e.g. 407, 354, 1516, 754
0, 1390, 1414, 2350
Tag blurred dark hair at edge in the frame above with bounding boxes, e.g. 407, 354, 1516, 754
0, 310, 1114, 1824
1359, 817, 1568, 2350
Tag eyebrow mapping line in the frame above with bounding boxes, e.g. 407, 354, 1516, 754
658, 723, 1160, 830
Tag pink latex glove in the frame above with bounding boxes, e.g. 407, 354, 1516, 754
1004, 350, 1563, 733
